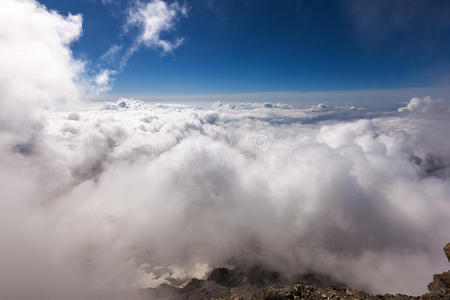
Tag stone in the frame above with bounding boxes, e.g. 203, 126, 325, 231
139, 243, 450, 300
444, 243, 450, 263
427, 271, 450, 295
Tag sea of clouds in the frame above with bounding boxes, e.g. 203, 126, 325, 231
1, 0, 450, 299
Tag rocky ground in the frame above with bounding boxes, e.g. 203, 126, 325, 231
138, 244, 450, 300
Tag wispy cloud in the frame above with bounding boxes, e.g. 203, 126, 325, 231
127, 0, 188, 53
100, 0, 118, 5
100, 44, 122, 63
94, 69, 117, 93
96, 0, 188, 91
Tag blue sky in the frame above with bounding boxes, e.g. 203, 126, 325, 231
39, 0, 450, 101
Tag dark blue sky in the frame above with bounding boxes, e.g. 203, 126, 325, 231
40, 0, 450, 97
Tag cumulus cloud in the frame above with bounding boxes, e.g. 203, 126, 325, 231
126, 0, 188, 53
0, 0, 84, 134
398, 96, 450, 113
2, 94, 450, 299
103, 98, 145, 110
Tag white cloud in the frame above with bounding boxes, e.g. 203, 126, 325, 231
399, 96, 450, 113
100, 44, 122, 63
95, 69, 117, 89
103, 97, 144, 110
94, 0, 189, 94
2, 97, 450, 298
0, 0, 84, 134
127, 0, 188, 53
118, 86, 450, 108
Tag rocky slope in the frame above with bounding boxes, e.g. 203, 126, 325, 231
140, 244, 450, 299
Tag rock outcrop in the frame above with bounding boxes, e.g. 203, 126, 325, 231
142, 244, 450, 299
425, 243, 450, 298
444, 243, 450, 263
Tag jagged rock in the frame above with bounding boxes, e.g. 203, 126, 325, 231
208, 268, 245, 287
141, 243, 450, 300
425, 244, 450, 298
427, 271, 450, 296
207, 265, 283, 288
295, 272, 346, 290
444, 243, 450, 263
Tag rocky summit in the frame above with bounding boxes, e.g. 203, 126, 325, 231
140, 244, 450, 300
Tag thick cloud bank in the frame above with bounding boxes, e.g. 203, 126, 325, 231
2, 96, 450, 299
1, 1, 450, 299
0, 0, 83, 134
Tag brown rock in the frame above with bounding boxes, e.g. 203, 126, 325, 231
231, 293, 243, 300
140, 243, 450, 300
444, 243, 450, 263
427, 271, 450, 295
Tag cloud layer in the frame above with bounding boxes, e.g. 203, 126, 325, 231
2, 95, 450, 299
